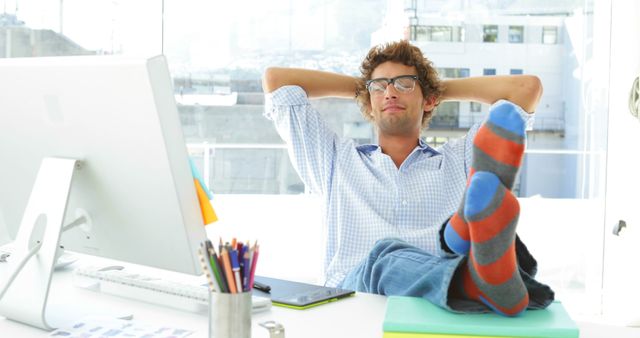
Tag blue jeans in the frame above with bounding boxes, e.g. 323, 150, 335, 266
339, 237, 554, 313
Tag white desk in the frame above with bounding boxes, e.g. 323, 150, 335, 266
1, 266, 639, 338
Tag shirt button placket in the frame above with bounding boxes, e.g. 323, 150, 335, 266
398, 170, 407, 208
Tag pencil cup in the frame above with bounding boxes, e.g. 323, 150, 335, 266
208, 291, 252, 338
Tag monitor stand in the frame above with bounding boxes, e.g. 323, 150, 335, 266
0, 157, 130, 330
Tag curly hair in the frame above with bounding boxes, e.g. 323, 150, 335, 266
355, 40, 444, 129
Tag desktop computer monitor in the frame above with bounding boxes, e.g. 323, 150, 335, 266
0, 55, 208, 328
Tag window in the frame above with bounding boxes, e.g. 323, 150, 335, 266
508, 25, 524, 43
433, 67, 468, 129
7, 0, 613, 317
437, 68, 470, 78
542, 26, 558, 44
425, 136, 450, 148
483, 68, 496, 76
483, 25, 498, 42
343, 121, 373, 144
414, 25, 463, 42
430, 102, 459, 128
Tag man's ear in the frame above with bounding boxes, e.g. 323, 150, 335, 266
423, 96, 437, 112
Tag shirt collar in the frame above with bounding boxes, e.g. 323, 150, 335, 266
356, 139, 441, 157
355, 144, 380, 154
418, 138, 441, 156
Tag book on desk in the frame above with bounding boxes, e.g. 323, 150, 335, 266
383, 296, 579, 338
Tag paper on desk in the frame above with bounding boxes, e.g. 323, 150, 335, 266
49, 315, 194, 338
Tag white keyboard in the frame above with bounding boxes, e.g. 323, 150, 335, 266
73, 265, 271, 314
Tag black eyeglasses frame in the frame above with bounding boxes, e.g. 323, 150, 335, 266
365, 75, 421, 94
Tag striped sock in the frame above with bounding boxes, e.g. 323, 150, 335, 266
444, 101, 526, 255
460, 171, 529, 316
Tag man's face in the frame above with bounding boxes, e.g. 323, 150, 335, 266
368, 61, 434, 137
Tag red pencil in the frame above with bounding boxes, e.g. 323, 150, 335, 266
248, 243, 260, 289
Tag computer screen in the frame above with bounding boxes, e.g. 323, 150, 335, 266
0, 55, 207, 275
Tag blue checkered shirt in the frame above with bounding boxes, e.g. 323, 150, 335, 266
264, 85, 533, 287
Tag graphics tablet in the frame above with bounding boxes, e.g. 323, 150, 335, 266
252, 276, 355, 310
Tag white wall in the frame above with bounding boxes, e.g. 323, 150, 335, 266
602, 0, 640, 326
209, 194, 604, 317
206, 194, 325, 284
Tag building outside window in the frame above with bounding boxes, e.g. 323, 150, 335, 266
1, 0, 616, 319
483, 68, 496, 76
430, 102, 459, 129
542, 26, 558, 44
432, 67, 469, 128
483, 25, 498, 42
424, 136, 450, 148
470, 102, 482, 113
508, 25, 524, 43
437, 67, 470, 78
415, 25, 451, 42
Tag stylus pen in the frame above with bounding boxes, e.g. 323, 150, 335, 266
253, 281, 271, 293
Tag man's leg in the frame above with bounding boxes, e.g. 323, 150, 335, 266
340, 239, 465, 310
455, 171, 529, 316
444, 101, 526, 255
340, 235, 530, 315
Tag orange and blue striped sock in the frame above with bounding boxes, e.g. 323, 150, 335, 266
459, 171, 529, 316
444, 101, 526, 255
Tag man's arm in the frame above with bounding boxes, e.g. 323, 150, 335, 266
261, 67, 352, 196
262, 67, 359, 99
439, 75, 543, 113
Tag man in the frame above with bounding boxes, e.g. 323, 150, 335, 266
262, 40, 553, 316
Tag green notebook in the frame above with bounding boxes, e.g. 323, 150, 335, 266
383, 296, 579, 338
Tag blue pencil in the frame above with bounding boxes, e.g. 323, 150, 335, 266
242, 249, 251, 292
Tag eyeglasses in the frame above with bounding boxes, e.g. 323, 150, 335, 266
366, 75, 421, 95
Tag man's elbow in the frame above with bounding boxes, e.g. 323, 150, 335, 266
517, 75, 543, 112
524, 75, 543, 100
262, 67, 283, 94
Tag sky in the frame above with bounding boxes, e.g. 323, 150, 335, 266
3, 0, 593, 70
5, 0, 336, 67
6, 0, 161, 55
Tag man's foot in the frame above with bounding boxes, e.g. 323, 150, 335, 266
444, 101, 526, 255
459, 171, 528, 316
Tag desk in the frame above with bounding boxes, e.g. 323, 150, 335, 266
1, 267, 639, 338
